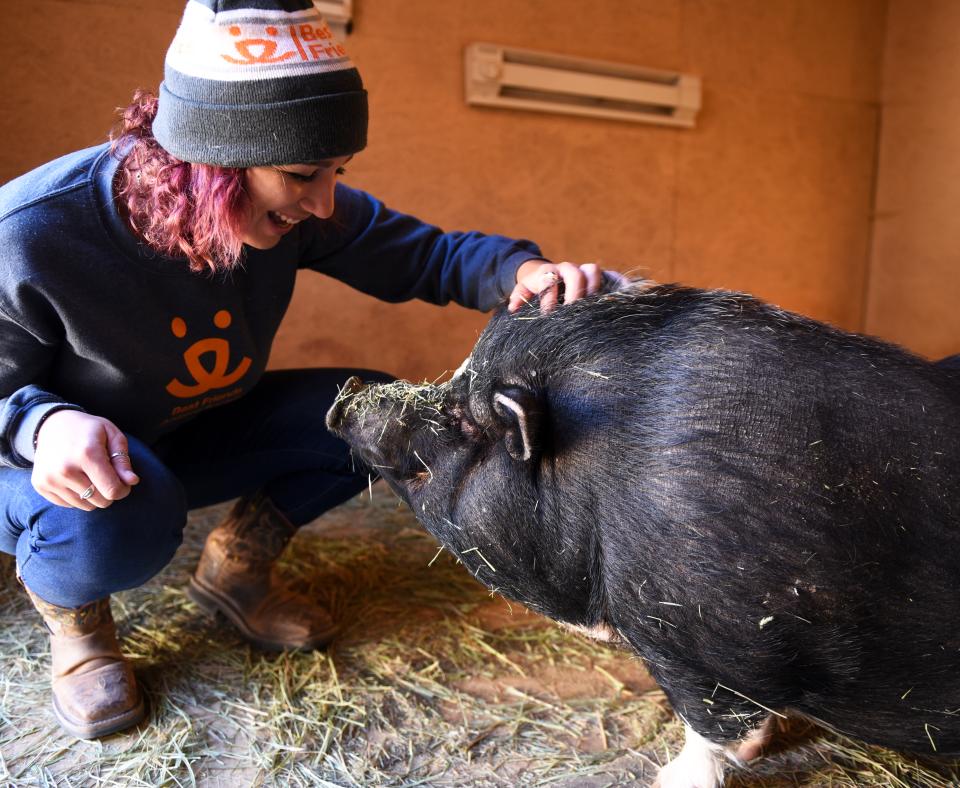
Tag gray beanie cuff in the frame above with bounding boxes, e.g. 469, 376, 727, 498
154, 82, 368, 166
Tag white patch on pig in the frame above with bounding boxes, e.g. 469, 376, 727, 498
656, 724, 727, 788
559, 620, 619, 643
452, 354, 472, 380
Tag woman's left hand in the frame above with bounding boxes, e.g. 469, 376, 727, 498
509, 260, 621, 314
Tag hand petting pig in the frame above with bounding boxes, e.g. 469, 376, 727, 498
509, 260, 627, 313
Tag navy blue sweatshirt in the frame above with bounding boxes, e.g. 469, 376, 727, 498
0, 144, 542, 468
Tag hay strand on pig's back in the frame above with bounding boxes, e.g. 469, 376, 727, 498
0, 485, 956, 786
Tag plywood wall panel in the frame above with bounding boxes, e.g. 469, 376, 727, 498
1, 1, 889, 381
682, 0, 886, 101
454, 1, 683, 68
0, 2, 180, 183
882, 0, 960, 104
674, 87, 878, 329
865, 0, 960, 358
867, 95, 960, 358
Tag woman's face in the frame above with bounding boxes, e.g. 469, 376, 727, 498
239, 155, 352, 249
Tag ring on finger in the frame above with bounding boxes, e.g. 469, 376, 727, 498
79, 484, 96, 501
109, 451, 129, 461
542, 271, 560, 286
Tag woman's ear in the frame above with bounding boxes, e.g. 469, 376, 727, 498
492, 387, 543, 462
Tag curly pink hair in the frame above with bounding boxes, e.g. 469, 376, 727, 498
110, 90, 249, 273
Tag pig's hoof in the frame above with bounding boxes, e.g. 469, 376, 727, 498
655, 725, 726, 788
655, 756, 725, 788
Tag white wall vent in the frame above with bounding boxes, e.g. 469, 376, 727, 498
314, 0, 352, 37
465, 42, 700, 128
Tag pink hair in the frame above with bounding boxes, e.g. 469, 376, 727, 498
110, 90, 249, 274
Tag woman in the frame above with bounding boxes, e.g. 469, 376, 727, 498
0, 0, 613, 739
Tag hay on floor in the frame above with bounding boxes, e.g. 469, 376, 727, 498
0, 483, 956, 787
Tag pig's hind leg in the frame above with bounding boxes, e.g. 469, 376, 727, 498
655, 723, 731, 788
733, 713, 777, 762
655, 714, 780, 787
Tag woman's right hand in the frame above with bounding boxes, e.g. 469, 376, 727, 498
31, 410, 140, 510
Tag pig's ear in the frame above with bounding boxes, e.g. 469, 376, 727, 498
492, 388, 542, 462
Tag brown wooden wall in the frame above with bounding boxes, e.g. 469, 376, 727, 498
2, 1, 902, 381
867, 0, 960, 361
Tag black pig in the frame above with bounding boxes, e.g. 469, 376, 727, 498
326, 281, 960, 786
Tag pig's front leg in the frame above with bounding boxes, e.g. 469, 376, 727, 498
655, 723, 729, 788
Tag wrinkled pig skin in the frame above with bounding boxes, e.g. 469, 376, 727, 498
326, 281, 960, 774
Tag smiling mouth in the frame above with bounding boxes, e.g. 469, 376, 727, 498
268, 210, 303, 228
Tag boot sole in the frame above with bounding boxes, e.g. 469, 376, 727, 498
187, 577, 337, 652
53, 691, 147, 740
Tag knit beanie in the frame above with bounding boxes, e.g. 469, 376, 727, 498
154, 0, 367, 167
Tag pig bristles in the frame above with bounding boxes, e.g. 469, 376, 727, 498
646, 615, 677, 629
926, 724, 940, 752
377, 414, 391, 443
712, 682, 787, 720
413, 451, 433, 481
462, 547, 496, 573
573, 366, 610, 380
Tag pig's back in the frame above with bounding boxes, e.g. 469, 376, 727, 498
554, 286, 960, 755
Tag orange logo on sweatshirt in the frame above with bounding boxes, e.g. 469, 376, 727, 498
220, 23, 346, 66
166, 310, 252, 398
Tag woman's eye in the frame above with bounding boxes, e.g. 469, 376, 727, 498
283, 166, 345, 181
281, 170, 315, 183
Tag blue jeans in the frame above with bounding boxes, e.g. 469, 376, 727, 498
0, 368, 391, 608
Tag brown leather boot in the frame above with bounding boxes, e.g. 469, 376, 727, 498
188, 492, 337, 651
24, 587, 146, 739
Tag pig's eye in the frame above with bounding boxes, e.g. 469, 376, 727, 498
451, 405, 482, 439
459, 415, 481, 438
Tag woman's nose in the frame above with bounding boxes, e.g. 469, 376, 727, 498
299, 174, 336, 219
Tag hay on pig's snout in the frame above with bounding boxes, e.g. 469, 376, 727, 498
334, 379, 449, 426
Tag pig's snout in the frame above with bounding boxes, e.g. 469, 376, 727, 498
325, 375, 365, 433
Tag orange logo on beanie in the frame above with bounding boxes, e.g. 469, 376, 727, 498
221, 25, 297, 65
220, 22, 347, 66
166, 310, 252, 398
